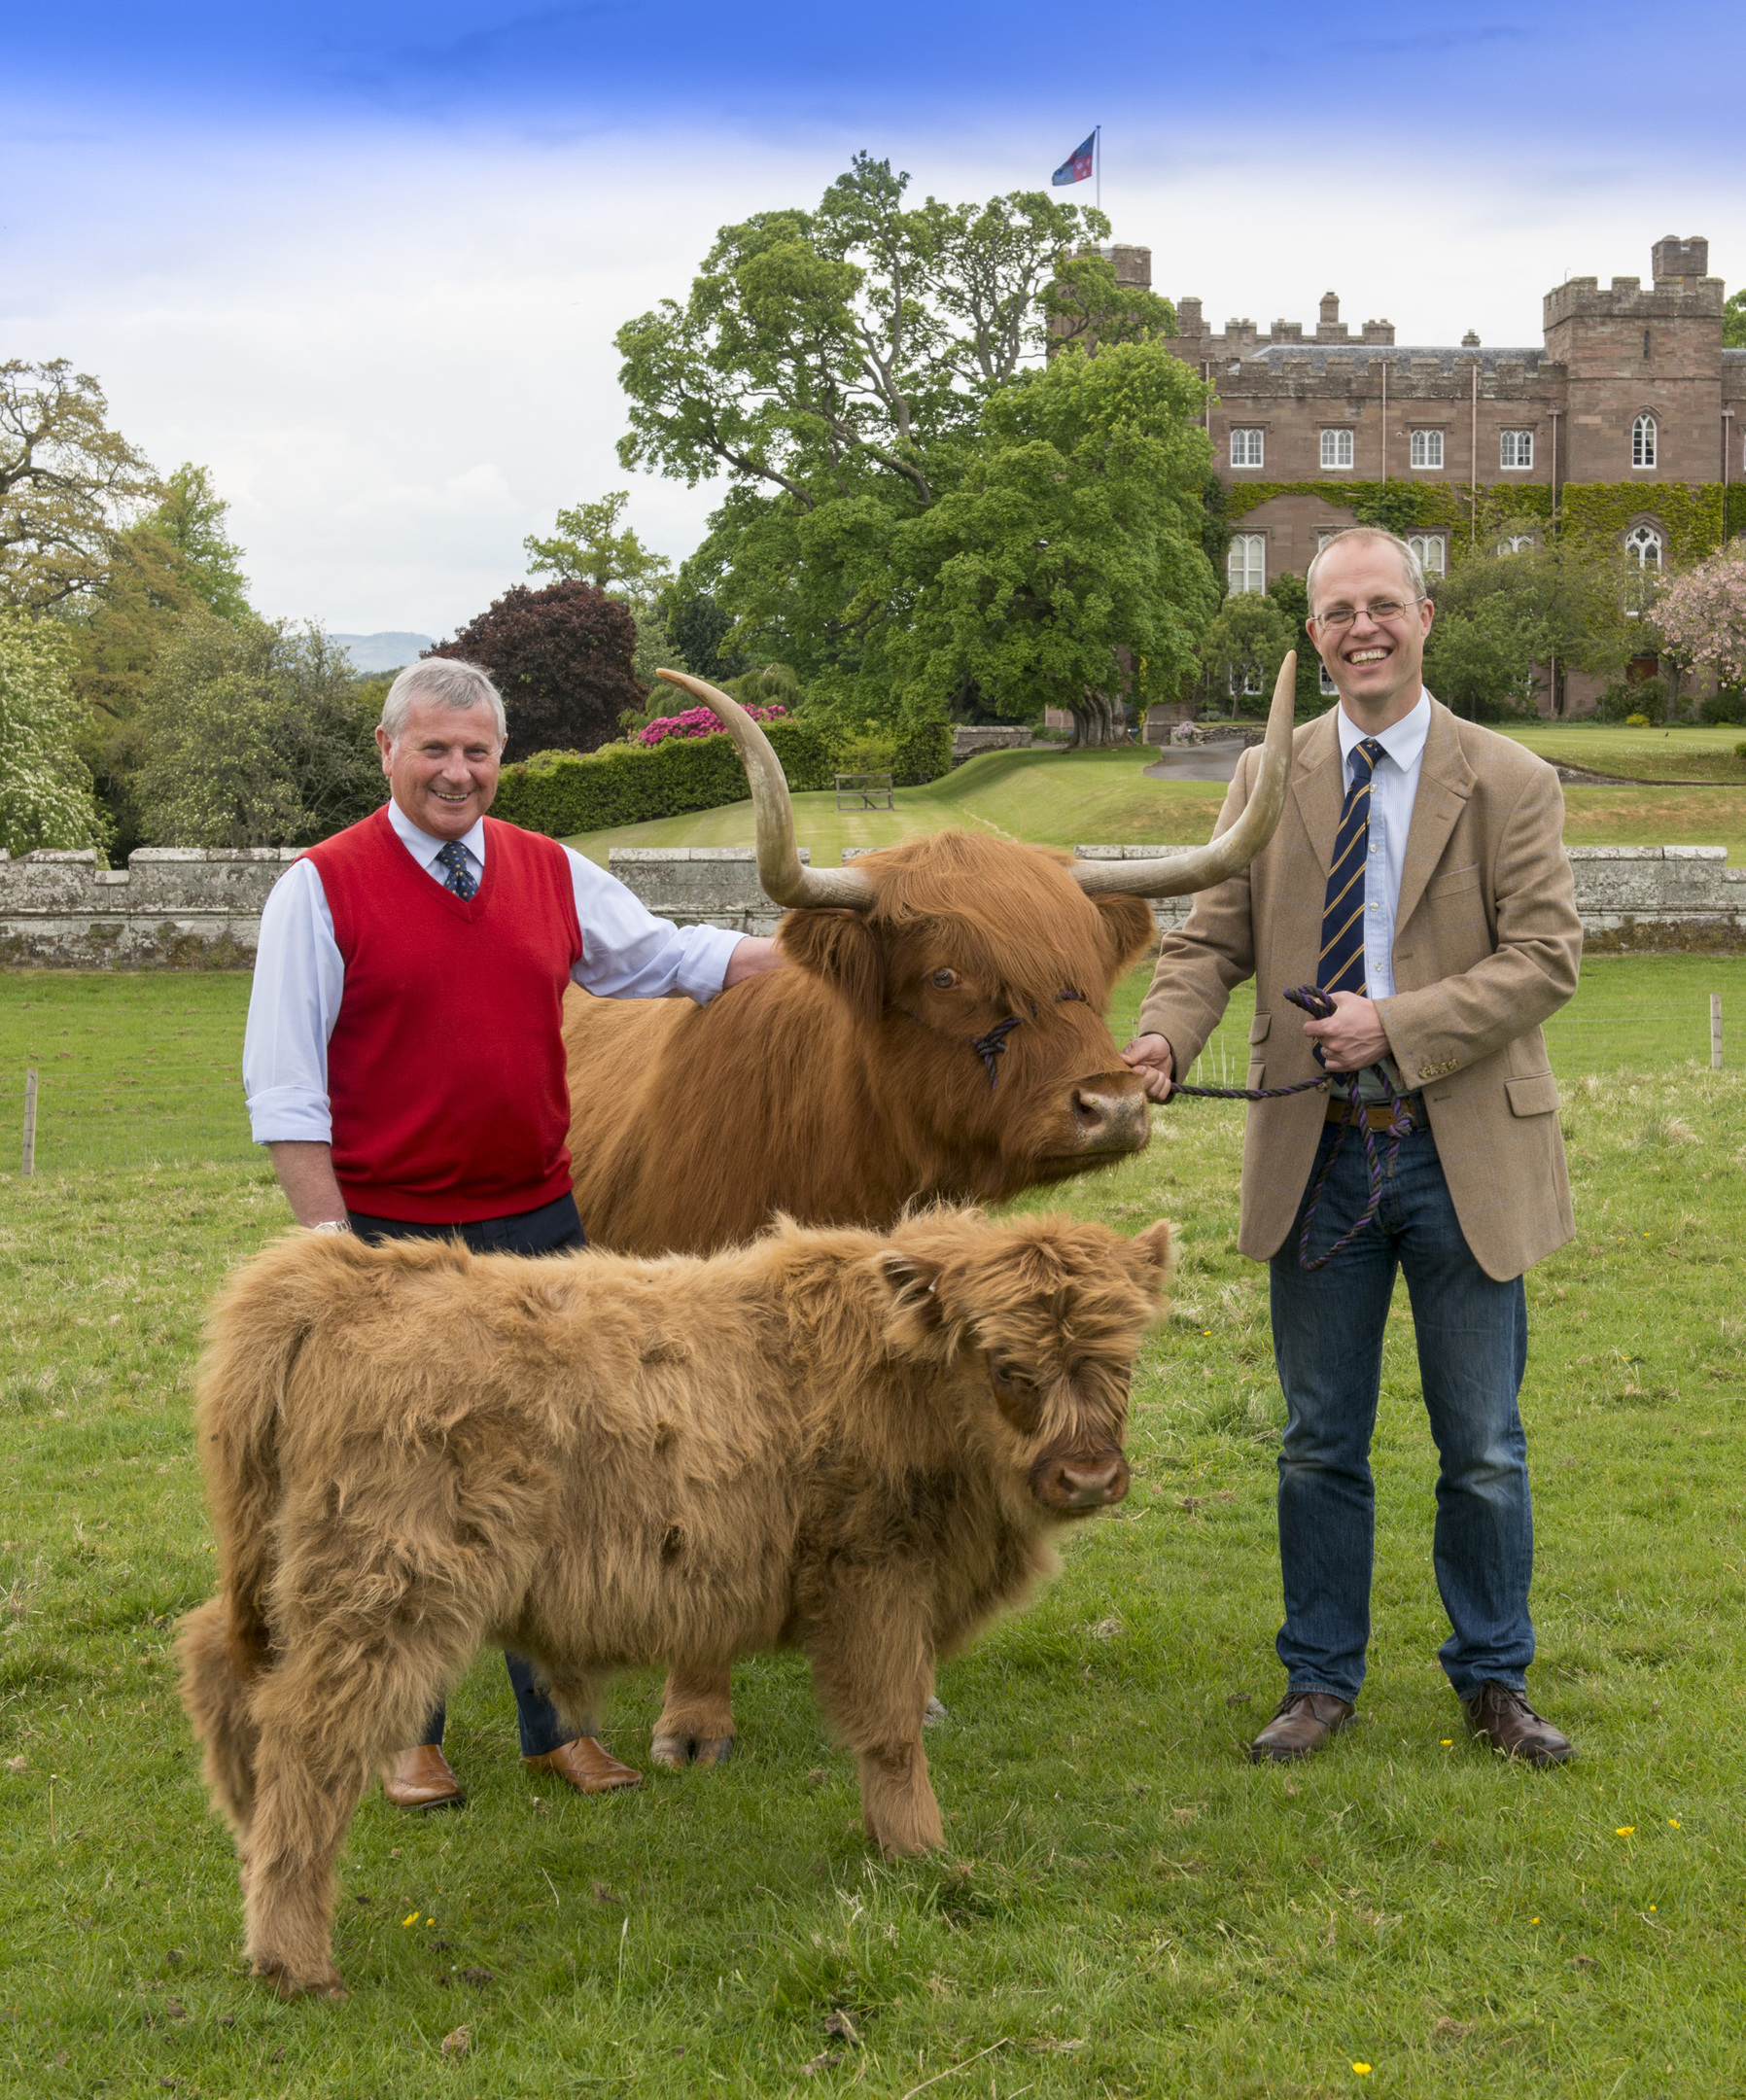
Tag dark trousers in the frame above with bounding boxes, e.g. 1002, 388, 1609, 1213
347, 1191, 589, 1757
1268, 1123, 1535, 1706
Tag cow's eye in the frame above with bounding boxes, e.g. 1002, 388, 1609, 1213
928, 968, 960, 991
990, 1359, 1042, 1432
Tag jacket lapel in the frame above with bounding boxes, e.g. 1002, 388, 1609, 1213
1394, 700, 1475, 932
1289, 711, 1344, 877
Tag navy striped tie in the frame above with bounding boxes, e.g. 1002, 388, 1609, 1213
1318, 738, 1386, 998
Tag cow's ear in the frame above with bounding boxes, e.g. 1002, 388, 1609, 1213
1092, 893, 1158, 974
876, 1250, 947, 1350
778, 909, 886, 1027
1127, 1218, 1175, 1285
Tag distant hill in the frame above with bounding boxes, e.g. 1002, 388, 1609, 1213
332, 632, 434, 675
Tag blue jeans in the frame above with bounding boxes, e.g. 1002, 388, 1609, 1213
1268, 1120, 1534, 1705
350, 1193, 591, 1758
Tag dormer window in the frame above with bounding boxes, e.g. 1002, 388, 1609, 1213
1631, 414, 1658, 469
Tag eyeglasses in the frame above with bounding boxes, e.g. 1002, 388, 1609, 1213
1311, 597, 1424, 634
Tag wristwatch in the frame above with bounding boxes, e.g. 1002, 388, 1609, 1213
309, 1218, 352, 1235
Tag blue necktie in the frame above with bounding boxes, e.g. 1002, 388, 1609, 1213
435, 840, 478, 900
1318, 738, 1385, 998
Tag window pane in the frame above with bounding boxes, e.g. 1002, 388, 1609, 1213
1320, 429, 1353, 469
1632, 415, 1657, 468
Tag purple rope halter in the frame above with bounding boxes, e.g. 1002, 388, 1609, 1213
1164, 985, 1414, 1273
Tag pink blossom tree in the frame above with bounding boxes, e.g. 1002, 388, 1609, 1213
1652, 542, 1746, 692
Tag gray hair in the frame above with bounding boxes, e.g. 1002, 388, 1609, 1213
379, 658, 506, 745
1305, 527, 1426, 615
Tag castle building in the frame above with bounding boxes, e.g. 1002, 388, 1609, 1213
1109, 236, 1743, 714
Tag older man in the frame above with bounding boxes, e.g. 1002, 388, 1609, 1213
1124, 526, 1582, 1767
243, 656, 782, 1808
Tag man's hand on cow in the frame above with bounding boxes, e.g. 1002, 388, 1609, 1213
1121, 1033, 1175, 1102
1301, 991, 1392, 1072
722, 935, 785, 989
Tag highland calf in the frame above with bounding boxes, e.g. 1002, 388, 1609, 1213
178, 1208, 1172, 1999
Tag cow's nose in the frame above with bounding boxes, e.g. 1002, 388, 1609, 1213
1039, 1452, 1131, 1511
1072, 1084, 1150, 1154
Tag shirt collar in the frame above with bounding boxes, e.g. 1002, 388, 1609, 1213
386, 795, 485, 867
1337, 688, 1431, 774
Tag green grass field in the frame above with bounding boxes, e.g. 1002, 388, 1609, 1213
567, 744, 1746, 869
2, 958, 1745, 2096
1498, 722, 1746, 785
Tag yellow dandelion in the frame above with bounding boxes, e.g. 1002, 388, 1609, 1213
426, 1915, 435, 1925
1530, 1916, 1540, 1924
1649, 1905, 1657, 1912
1352, 2066, 1372, 2078
1616, 1826, 1635, 1837
1440, 1738, 1452, 1746
402, 1910, 419, 1927
1668, 1818, 1681, 1828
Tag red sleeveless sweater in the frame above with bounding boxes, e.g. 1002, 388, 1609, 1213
305, 807, 583, 1221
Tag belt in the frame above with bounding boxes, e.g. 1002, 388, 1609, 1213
1326, 1096, 1422, 1132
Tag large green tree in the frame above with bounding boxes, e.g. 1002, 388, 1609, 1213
524, 490, 672, 599
0, 610, 104, 855
1427, 530, 1633, 718
616, 154, 1189, 737
133, 617, 382, 848
0, 361, 159, 610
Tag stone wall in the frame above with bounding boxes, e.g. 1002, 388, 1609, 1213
0, 847, 300, 968
3, 840, 1742, 967
950, 726, 1032, 764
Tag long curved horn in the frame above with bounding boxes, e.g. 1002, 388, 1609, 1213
1071, 651, 1298, 899
653, 670, 874, 910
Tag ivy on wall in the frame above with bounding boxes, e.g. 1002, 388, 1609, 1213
1225, 478, 1736, 570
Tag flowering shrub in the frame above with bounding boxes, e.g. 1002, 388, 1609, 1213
1652, 544, 1746, 689
637, 703, 787, 748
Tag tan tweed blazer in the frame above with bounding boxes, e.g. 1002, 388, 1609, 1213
1137, 701, 1583, 1281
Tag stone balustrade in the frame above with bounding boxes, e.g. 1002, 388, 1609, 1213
2, 841, 1742, 967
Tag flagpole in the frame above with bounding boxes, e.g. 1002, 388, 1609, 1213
1095, 124, 1101, 216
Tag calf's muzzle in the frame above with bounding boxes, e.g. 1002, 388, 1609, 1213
1069, 1075, 1150, 1155
1030, 1447, 1131, 1513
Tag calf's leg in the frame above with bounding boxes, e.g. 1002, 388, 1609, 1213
651, 1664, 736, 1768
177, 1597, 262, 1850
809, 1609, 944, 1858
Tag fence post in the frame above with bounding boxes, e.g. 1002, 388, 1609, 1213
21, 1068, 38, 1176
1713, 994, 1725, 1072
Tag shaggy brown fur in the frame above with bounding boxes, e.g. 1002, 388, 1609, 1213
563, 831, 1159, 1259
178, 1208, 1171, 2000
564, 831, 1163, 1765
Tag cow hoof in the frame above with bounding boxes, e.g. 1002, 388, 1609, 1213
648, 1732, 735, 1769
255, 1958, 347, 2003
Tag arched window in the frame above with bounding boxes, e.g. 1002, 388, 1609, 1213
1631, 414, 1657, 469
1498, 535, 1535, 555
1227, 533, 1266, 594
1406, 532, 1447, 578
1624, 524, 1662, 569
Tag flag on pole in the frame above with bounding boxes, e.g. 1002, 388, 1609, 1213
1052, 131, 1097, 187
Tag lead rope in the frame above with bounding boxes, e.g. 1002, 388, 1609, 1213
1168, 984, 1413, 1272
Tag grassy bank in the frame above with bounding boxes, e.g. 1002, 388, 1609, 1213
1, 958, 1744, 2094
1499, 722, 1746, 785
565, 746, 1746, 868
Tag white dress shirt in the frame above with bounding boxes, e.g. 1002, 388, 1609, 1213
243, 798, 742, 1145
1334, 687, 1431, 1001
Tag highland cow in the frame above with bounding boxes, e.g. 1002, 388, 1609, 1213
178, 1208, 1172, 1999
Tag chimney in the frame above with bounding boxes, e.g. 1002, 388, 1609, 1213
1315, 291, 1348, 342
1652, 233, 1709, 282
1319, 292, 1340, 327
1174, 296, 1205, 335
1461, 330, 1481, 347
1360, 319, 1395, 344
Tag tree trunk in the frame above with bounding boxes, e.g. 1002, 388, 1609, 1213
1068, 689, 1125, 750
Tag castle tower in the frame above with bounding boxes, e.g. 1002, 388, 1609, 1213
1541, 235, 1724, 483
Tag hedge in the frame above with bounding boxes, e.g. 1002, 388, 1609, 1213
890, 718, 953, 787
492, 719, 834, 837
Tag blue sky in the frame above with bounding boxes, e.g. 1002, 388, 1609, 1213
5, 1, 1741, 635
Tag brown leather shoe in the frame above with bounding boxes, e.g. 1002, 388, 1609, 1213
1248, 1690, 1355, 1764
383, 1744, 466, 1810
1461, 1683, 1575, 1767
524, 1736, 643, 1794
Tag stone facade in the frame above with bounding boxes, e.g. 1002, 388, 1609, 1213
1095, 235, 1746, 716
4, 841, 1741, 967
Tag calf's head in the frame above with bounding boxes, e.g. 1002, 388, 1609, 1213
875, 1211, 1175, 1518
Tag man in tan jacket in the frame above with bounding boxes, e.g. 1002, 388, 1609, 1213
1124, 526, 1582, 1767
